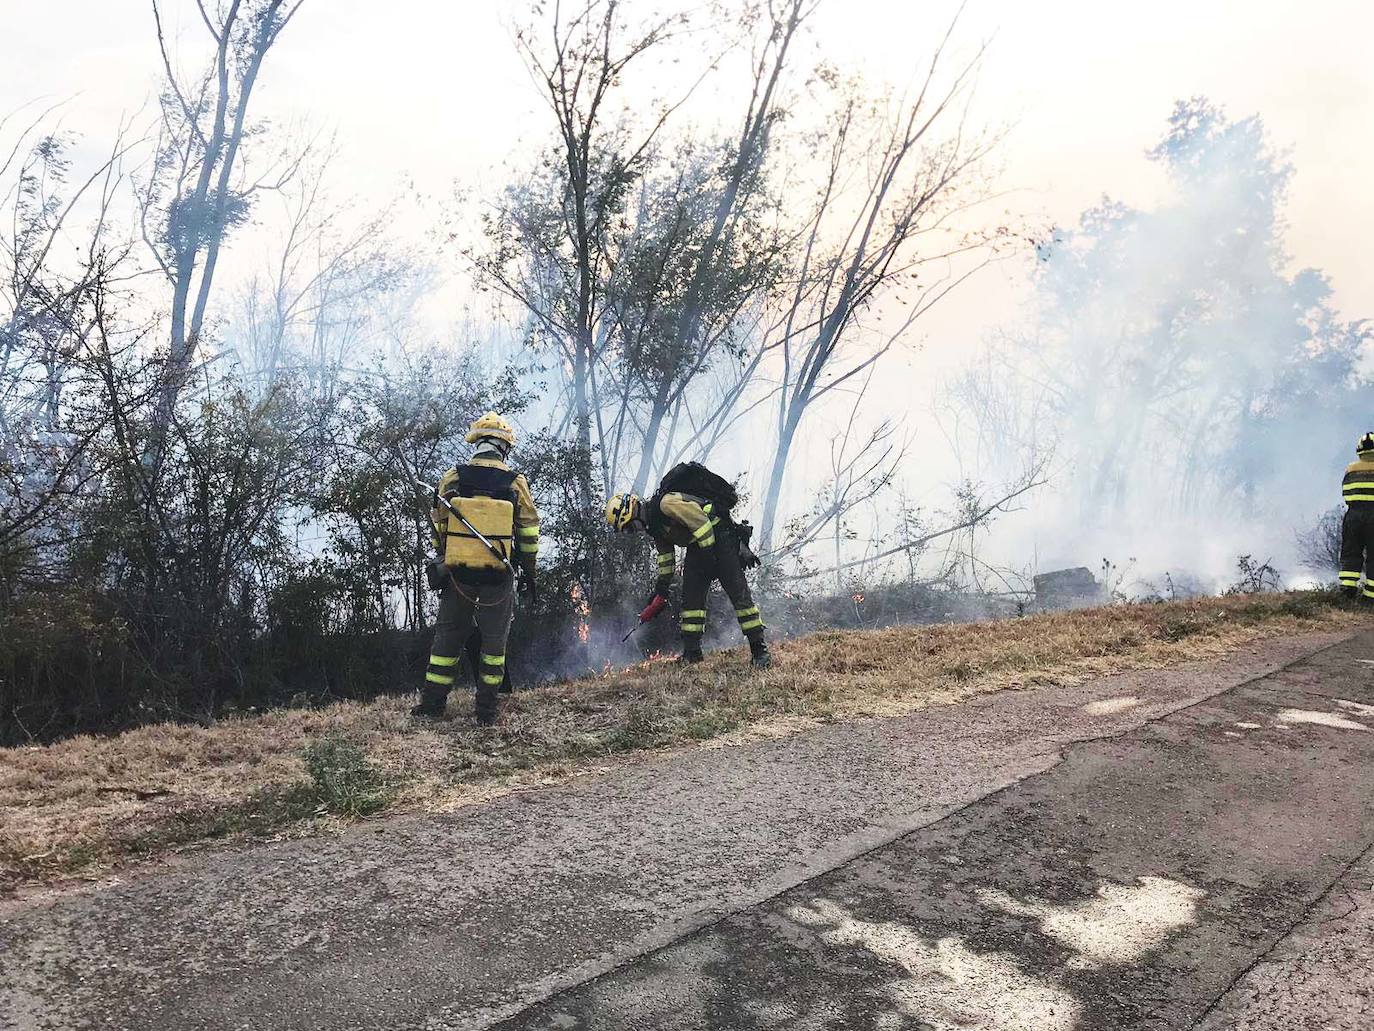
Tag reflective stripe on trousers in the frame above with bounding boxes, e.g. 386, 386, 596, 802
479, 652, 506, 687
426, 652, 459, 685
425, 578, 514, 694
735, 605, 764, 632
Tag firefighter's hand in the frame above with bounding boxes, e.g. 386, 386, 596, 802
425, 558, 449, 592
739, 541, 762, 570
639, 594, 668, 622
518, 570, 539, 606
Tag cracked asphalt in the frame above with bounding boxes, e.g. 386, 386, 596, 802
2, 629, 1372, 1030
502, 632, 1374, 1031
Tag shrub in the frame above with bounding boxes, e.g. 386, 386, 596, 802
1224, 555, 1283, 595
301, 735, 391, 817
1295, 508, 1343, 574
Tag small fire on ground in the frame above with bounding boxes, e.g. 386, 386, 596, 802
571, 584, 590, 644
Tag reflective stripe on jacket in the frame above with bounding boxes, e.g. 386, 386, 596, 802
1343, 458, 1374, 504
648, 492, 722, 588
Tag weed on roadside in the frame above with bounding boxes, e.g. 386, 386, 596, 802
301, 735, 392, 817
1157, 613, 1209, 641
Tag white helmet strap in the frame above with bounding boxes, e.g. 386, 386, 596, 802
474, 437, 511, 459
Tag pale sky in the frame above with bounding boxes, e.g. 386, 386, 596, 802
5, 0, 1371, 323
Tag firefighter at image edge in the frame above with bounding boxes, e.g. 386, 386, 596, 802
1338, 431, 1374, 604
606, 463, 771, 669
414, 412, 540, 725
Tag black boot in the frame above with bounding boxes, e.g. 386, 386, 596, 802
678, 644, 704, 665
748, 633, 772, 670
410, 690, 449, 719
474, 679, 500, 726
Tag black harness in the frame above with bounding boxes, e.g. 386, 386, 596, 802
448, 463, 518, 504
645, 490, 732, 543
644, 492, 670, 539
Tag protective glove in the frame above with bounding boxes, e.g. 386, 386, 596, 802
738, 540, 762, 570
425, 558, 450, 592
639, 594, 668, 623
518, 569, 539, 606
732, 520, 760, 569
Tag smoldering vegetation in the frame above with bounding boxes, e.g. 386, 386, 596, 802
0, 4, 1362, 747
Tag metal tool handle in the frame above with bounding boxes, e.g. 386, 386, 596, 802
415, 478, 517, 578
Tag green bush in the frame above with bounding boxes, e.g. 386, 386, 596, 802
301, 736, 392, 817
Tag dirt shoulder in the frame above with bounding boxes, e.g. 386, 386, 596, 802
0, 628, 1352, 1031
0, 591, 1362, 890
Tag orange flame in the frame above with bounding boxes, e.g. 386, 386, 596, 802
571, 584, 590, 644
851, 592, 865, 604
632, 649, 667, 670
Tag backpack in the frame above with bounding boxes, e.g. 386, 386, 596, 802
653, 461, 739, 513
441, 464, 517, 584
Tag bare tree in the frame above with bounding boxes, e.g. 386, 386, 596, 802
0, 113, 140, 568
621, 0, 811, 493
779, 463, 1048, 585
499, 1, 690, 465
140, 0, 306, 466
227, 148, 412, 398
764, 371, 906, 575
473, 0, 781, 604
756, 17, 1001, 551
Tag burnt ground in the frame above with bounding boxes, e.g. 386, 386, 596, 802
2, 629, 1371, 1030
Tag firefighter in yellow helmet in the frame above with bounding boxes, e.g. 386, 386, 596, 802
414, 412, 541, 725
606, 463, 769, 668
1338, 432, 1374, 603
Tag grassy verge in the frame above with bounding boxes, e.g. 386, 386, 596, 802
1, 590, 1361, 889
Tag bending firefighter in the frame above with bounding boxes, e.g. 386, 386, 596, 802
415, 413, 540, 725
606, 462, 770, 668
1339, 432, 1374, 603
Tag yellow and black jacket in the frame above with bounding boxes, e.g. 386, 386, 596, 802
430, 456, 540, 577
1342, 456, 1374, 505
646, 492, 722, 589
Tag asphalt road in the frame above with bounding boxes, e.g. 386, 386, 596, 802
2, 629, 1370, 1030
501, 632, 1374, 1031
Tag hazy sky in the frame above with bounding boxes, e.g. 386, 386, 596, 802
6, 0, 1369, 323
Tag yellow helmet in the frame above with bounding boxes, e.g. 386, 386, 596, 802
465, 411, 515, 447
605, 493, 642, 531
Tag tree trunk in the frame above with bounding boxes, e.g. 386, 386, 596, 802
630, 377, 673, 493
759, 407, 801, 554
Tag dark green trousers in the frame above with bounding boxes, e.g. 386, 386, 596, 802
425, 577, 514, 716
680, 528, 765, 650
1340, 505, 1374, 598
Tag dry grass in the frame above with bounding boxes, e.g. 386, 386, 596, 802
1, 591, 1360, 889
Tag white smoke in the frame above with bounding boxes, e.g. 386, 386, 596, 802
951, 98, 1372, 593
